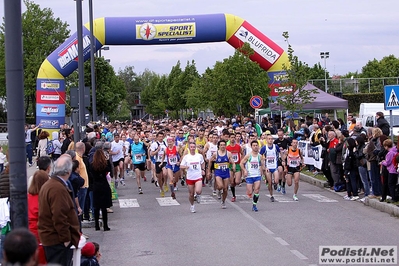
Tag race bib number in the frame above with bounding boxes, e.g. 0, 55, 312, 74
232, 153, 239, 163
135, 154, 142, 162
168, 155, 178, 165
266, 156, 276, 168
219, 163, 229, 171
191, 162, 199, 170
289, 158, 300, 167
250, 162, 259, 169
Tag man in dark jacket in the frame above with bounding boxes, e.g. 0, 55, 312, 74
38, 155, 80, 266
376, 112, 390, 136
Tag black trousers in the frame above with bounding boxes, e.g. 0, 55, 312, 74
44, 243, 73, 266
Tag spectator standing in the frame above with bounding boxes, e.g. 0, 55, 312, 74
343, 138, 359, 200
381, 139, 398, 202
90, 149, 112, 231
38, 155, 80, 266
25, 123, 41, 167
376, 112, 390, 136
354, 136, 370, 201
37, 130, 50, 160
0, 147, 6, 173
364, 128, 383, 198
51, 131, 62, 161
28, 170, 50, 264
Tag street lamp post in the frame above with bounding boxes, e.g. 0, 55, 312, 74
76, 0, 85, 142
320, 51, 329, 92
98, 46, 109, 57
89, 0, 97, 121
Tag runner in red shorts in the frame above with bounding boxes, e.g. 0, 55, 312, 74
180, 142, 205, 213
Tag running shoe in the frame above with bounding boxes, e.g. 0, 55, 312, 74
171, 192, 176, 199
270, 196, 275, 202
138, 188, 143, 194
120, 178, 125, 186
343, 195, 352, 200
293, 194, 299, 201
174, 186, 178, 191
351, 196, 360, 201
273, 184, 278, 190
190, 205, 196, 213
115, 180, 119, 189
164, 184, 169, 192
151, 178, 155, 183
212, 190, 217, 196
360, 197, 367, 203
221, 202, 226, 209
277, 185, 281, 192
160, 190, 165, 197
252, 204, 258, 212
217, 190, 222, 200
196, 195, 201, 204
281, 187, 286, 195
143, 177, 147, 182
181, 179, 185, 186
231, 197, 236, 202
155, 181, 159, 187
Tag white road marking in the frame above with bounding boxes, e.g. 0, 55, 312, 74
235, 195, 252, 203
290, 249, 308, 260
266, 194, 296, 203
302, 194, 338, 203
198, 195, 219, 205
274, 237, 289, 246
227, 200, 274, 235
156, 197, 180, 206
119, 199, 140, 208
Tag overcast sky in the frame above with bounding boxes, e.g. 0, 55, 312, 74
1, 0, 398, 76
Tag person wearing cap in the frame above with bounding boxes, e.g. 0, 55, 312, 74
81, 241, 100, 266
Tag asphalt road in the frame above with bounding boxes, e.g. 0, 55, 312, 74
72, 170, 399, 266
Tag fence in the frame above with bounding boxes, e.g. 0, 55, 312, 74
308, 77, 399, 94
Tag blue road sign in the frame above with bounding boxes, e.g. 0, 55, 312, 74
250, 95, 263, 109
384, 85, 399, 110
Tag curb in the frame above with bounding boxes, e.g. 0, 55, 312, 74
300, 173, 399, 218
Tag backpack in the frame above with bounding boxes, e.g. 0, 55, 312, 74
46, 139, 55, 155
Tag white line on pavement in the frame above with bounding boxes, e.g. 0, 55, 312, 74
274, 237, 289, 246
290, 249, 308, 260
227, 200, 274, 235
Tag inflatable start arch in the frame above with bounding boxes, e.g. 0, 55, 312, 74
36, 13, 289, 128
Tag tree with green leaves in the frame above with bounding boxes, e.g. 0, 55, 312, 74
67, 57, 126, 117
0, 0, 70, 118
186, 43, 269, 117
140, 74, 166, 117
274, 32, 318, 113
118, 66, 142, 116
166, 61, 183, 117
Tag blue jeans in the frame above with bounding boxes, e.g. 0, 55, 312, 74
26, 143, 33, 164
78, 187, 88, 214
358, 166, 370, 196
369, 161, 382, 196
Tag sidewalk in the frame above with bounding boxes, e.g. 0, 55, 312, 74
300, 173, 399, 218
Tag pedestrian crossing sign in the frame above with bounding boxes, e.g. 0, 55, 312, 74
384, 85, 399, 110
